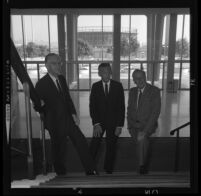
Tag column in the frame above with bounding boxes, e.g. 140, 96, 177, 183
113, 14, 121, 82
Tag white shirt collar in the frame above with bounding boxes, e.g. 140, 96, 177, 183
48, 73, 58, 82
102, 80, 110, 86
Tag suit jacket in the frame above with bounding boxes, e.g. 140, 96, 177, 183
90, 79, 125, 129
35, 74, 76, 136
127, 83, 161, 135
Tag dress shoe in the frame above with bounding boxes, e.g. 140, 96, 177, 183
86, 170, 99, 176
139, 165, 148, 175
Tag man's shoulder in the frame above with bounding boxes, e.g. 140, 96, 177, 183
110, 79, 123, 87
36, 74, 49, 87
147, 83, 160, 92
129, 86, 137, 93
92, 80, 102, 87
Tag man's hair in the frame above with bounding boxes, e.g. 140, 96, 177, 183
98, 62, 111, 71
132, 69, 146, 78
45, 53, 59, 63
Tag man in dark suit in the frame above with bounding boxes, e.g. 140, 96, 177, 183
34, 53, 97, 176
89, 63, 125, 174
127, 69, 161, 174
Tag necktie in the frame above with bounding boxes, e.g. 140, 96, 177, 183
105, 83, 109, 97
137, 89, 142, 108
56, 79, 62, 94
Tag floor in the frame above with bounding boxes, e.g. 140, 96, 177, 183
74, 90, 190, 137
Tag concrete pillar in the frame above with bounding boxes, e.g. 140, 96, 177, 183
154, 14, 164, 81
147, 14, 155, 82
147, 14, 164, 83
57, 14, 66, 79
113, 14, 121, 82
67, 14, 78, 86
166, 14, 177, 91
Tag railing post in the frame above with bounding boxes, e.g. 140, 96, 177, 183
23, 82, 34, 179
40, 113, 47, 175
174, 130, 180, 172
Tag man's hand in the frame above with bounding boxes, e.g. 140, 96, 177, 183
72, 114, 80, 126
93, 124, 102, 137
115, 127, 122, 136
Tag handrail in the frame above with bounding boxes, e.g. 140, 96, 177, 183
170, 122, 190, 172
170, 122, 190, 135
11, 38, 47, 178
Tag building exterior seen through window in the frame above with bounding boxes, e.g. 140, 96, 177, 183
11, 14, 190, 91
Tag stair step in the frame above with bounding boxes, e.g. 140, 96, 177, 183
31, 172, 190, 188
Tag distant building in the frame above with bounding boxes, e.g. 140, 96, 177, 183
77, 26, 139, 59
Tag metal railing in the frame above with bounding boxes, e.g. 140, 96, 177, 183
19, 59, 190, 91
170, 122, 190, 172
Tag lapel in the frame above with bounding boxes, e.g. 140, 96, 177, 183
46, 74, 61, 96
99, 80, 106, 98
133, 87, 138, 109
101, 80, 113, 99
108, 80, 113, 98
138, 83, 151, 108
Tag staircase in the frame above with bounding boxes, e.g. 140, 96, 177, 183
32, 171, 190, 189
11, 137, 190, 189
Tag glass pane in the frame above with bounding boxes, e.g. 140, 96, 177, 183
23, 15, 49, 61
49, 15, 58, 53
162, 15, 169, 60
120, 63, 129, 89
181, 62, 190, 89
79, 91, 92, 137
153, 63, 164, 89
183, 15, 190, 59
77, 15, 102, 61
130, 15, 147, 60
79, 63, 89, 89
91, 63, 100, 86
26, 63, 38, 86
67, 62, 78, 90
103, 15, 113, 61
175, 15, 190, 60
39, 63, 47, 79
121, 15, 130, 60
11, 15, 24, 60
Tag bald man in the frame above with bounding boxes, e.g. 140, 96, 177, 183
127, 69, 161, 174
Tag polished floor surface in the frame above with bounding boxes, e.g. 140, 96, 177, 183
76, 90, 190, 137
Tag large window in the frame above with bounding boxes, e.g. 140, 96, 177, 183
11, 15, 58, 87
175, 15, 190, 89
77, 15, 113, 90
120, 15, 147, 89
77, 15, 113, 61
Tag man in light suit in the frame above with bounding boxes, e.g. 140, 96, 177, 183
34, 53, 98, 176
89, 63, 125, 174
127, 69, 161, 174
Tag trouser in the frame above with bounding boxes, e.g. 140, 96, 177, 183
49, 121, 97, 174
89, 127, 118, 172
137, 135, 150, 166
129, 129, 150, 167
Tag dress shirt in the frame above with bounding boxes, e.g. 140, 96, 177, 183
48, 73, 61, 91
137, 85, 146, 108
